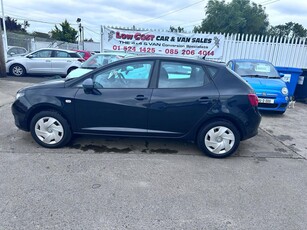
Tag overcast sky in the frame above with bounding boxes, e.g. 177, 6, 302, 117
1, 0, 307, 41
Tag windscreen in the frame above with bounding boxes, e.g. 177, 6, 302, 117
235, 61, 279, 78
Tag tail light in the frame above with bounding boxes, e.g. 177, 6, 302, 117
78, 58, 85, 62
248, 94, 258, 107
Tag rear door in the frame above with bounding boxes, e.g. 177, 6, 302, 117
73, 60, 154, 136
51, 50, 78, 74
148, 61, 219, 137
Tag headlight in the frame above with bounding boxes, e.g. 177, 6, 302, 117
281, 87, 288, 95
16, 91, 25, 100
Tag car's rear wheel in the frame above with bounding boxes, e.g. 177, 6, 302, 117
197, 120, 240, 158
30, 111, 72, 148
10, 64, 26, 77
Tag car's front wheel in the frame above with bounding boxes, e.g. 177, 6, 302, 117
197, 120, 240, 158
10, 64, 26, 77
30, 111, 72, 148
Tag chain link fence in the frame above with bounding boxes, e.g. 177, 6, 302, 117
7, 32, 78, 52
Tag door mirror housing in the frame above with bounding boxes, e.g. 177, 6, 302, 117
27, 54, 34, 58
82, 78, 101, 95
82, 78, 94, 89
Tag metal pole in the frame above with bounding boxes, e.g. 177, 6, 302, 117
82, 25, 84, 50
100, 25, 103, 53
0, 22, 7, 77
1, 0, 7, 61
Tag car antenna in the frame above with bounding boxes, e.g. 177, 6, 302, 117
202, 36, 220, 60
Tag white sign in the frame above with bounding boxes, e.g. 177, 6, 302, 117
282, 73, 291, 83
103, 27, 225, 59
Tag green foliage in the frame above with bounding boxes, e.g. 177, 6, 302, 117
50, 20, 78, 43
169, 26, 184, 32
268, 22, 307, 39
194, 0, 269, 35
0, 17, 29, 33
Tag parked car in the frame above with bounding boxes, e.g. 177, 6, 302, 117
12, 56, 261, 158
7, 46, 28, 57
66, 52, 136, 79
6, 48, 84, 77
227, 59, 289, 114
73, 50, 92, 60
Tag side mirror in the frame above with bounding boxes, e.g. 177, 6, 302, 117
27, 54, 34, 58
279, 73, 284, 78
82, 78, 101, 95
82, 78, 94, 89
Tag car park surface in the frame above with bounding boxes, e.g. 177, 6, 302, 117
11, 56, 261, 158
227, 59, 289, 114
0, 76, 306, 229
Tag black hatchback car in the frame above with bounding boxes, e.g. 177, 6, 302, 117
12, 56, 261, 158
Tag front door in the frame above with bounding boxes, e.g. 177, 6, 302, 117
74, 60, 154, 136
26, 49, 52, 74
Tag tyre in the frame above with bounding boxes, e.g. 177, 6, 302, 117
197, 120, 240, 158
10, 64, 26, 77
30, 111, 72, 148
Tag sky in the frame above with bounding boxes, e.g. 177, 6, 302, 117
1, 0, 307, 41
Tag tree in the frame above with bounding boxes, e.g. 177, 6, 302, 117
0, 16, 29, 33
50, 20, 78, 43
169, 26, 184, 33
194, 0, 269, 35
84, 38, 94, 42
267, 22, 307, 39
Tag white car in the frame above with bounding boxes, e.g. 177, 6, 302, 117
7, 46, 28, 57
66, 52, 135, 79
6, 48, 83, 77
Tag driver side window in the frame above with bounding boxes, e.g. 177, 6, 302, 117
93, 61, 153, 89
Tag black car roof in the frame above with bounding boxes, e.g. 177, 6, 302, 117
111, 55, 225, 68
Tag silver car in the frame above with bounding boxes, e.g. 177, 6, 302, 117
6, 48, 83, 77
7, 46, 28, 57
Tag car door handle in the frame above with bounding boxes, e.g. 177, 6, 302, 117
135, 95, 148, 101
198, 97, 210, 103
46, 60, 51, 62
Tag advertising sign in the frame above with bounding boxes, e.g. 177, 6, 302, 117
103, 27, 224, 59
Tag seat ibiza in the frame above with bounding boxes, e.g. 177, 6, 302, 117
12, 56, 261, 158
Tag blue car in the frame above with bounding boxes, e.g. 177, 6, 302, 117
227, 59, 289, 114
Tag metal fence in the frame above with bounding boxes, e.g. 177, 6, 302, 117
7, 32, 78, 52
7, 30, 307, 68
222, 33, 307, 68
103, 26, 307, 68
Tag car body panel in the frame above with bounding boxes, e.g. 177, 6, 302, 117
12, 56, 261, 150
227, 59, 289, 112
6, 48, 82, 76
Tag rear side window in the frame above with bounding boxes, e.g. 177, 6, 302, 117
158, 62, 209, 88
55, 51, 70, 58
69, 53, 81, 58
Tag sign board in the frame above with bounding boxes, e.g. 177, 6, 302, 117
103, 27, 225, 59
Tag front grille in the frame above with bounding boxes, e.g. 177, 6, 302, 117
259, 103, 278, 108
